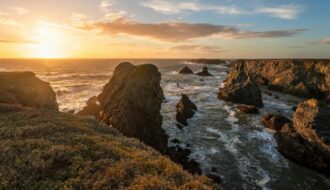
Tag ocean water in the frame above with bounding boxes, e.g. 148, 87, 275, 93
0, 59, 329, 190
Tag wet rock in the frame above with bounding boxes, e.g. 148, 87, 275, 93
167, 145, 202, 175
218, 62, 263, 107
98, 62, 168, 153
196, 66, 213, 76
176, 94, 197, 126
291, 106, 297, 111
171, 138, 181, 144
178, 66, 194, 74
67, 109, 75, 114
76, 96, 101, 119
241, 59, 330, 101
236, 104, 259, 114
275, 99, 330, 175
261, 114, 291, 131
56, 89, 69, 96
0, 72, 58, 110
264, 91, 273, 96
206, 173, 222, 184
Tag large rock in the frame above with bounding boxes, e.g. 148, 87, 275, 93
218, 62, 263, 107
76, 96, 101, 118
178, 66, 194, 74
0, 72, 58, 110
275, 99, 330, 174
196, 67, 213, 77
261, 114, 291, 131
98, 62, 168, 153
240, 59, 330, 102
176, 94, 197, 126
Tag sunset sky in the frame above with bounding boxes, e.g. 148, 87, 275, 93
0, 0, 329, 58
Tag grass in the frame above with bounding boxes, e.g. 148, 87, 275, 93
0, 104, 219, 190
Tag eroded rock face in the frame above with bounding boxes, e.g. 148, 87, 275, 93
261, 114, 291, 131
240, 59, 330, 102
275, 99, 330, 174
218, 62, 263, 107
236, 104, 259, 114
0, 72, 58, 110
76, 96, 101, 119
196, 67, 213, 76
176, 94, 197, 126
98, 62, 168, 153
179, 66, 194, 74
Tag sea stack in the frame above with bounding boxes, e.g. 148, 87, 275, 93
98, 62, 168, 153
196, 66, 213, 76
179, 66, 194, 74
218, 62, 263, 107
176, 94, 197, 126
0, 72, 58, 110
76, 96, 101, 119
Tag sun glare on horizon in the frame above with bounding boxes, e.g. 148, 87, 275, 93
30, 26, 66, 58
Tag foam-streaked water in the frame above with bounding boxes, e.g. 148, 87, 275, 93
1, 59, 329, 190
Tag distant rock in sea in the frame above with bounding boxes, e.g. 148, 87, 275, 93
179, 66, 194, 74
275, 99, 330, 175
196, 66, 213, 77
218, 62, 263, 107
176, 94, 197, 126
261, 114, 291, 131
236, 104, 259, 114
98, 62, 168, 153
0, 71, 58, 110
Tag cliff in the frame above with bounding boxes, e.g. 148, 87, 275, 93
238, 59, 330, 102
0, 103, 218, 189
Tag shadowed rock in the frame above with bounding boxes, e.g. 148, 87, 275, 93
275, 99, 330, 175
196, 66, 213, 77
261, 114, 291, 131
179, 66, 194, 74
98, 62, 168, 153
176, 94, 197, 126
218, 62, 263, 107
0, 72, 58, 110
76, 96, 101, 119
236, 104, 259, 114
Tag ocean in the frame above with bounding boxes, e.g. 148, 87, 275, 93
0, 59, 329, 190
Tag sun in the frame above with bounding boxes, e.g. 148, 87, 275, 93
31, 26, 66, 58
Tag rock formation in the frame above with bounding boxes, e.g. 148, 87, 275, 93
218, 62, 263, 107
261, 114, 291, 131
98, 62, 168, 153
196, 67, 213, 76
0, 72, 58, 110
238, 59, 330, 103
236, 104, 259, 114
176, 94, 197, 126
179, 66, 194, 74
76, 96, 101, 118
275, 99, 330, 174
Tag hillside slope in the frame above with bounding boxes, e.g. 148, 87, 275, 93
0, 104, 219, 190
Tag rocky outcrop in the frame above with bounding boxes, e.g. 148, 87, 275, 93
218, 63, 263, 107
98, 62, 168, 153
0, 72, 58, 110
275, 99, 330, 174
196, 67, 213, 77
238, 59, 330, 102
236, 104, 259, 114
179, 66, 194, 74
176, 94, 197, 126
76, 96, 101, 118
261, 114, 291, 131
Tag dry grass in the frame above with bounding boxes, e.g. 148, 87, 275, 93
0, 104, 219, 190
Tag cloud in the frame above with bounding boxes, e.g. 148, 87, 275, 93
256, 5, 302, 20
78, 18, 306, 42
142, 0, 302, 19
320, 38, 330, 45
0, 17, 19, 25
142, 0, 244, 15
10, 7, 28, 15
0, 38, 37, 44
100, 0, 114, 13
170, 44, 225, 53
